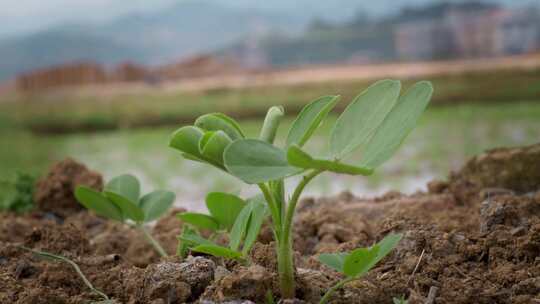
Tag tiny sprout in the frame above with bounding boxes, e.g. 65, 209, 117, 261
170, 80, 433, 298
178, 197, 268, 261
75, 174, 175, 257
393, 295, 409, 304
318, 234, 403, 304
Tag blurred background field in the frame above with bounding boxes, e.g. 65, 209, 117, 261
1, 0, 540, 209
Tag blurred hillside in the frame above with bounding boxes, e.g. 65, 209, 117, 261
0, 0, 538, 82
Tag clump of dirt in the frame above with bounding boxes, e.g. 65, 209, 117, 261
34, 158, 103, 218
2, 143, 540, 303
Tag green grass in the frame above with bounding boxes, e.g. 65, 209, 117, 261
2, 69, 540, 133
1, 101, 539, 210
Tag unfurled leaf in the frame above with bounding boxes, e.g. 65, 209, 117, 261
286, 95, 340, 147
330, 80, 401, 159
75, 186, 123, 222
228, 202, 253, 251
199, 131, 232, 165
224, 139, 301, 184
139, 190, 175, 222
343, 246, 379, 277
259, 106, 284, 144
195, 113, 244, 140
104, 191, 144, 222
206, 192, 246, 231
177, 212, 220, 231
359, 82, 433, 168
318, 252, 348, 272
192, 244, 243, 260
105, 174, 140, 204
169, 126, 206, 159
369, 233, 402, 268
287, 145, 373, 175
242, 200, 267, 256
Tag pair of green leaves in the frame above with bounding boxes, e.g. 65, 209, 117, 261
178, 198, 268, 260
75, 174, 175, 223
177, 192, 246, 232
318, 233, 402, 278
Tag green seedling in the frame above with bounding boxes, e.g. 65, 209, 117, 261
0, 172, 35, 213
18, 246, 113, 303
75, 174, 175, 257
318, 234, 403, 303
178, 197, 267, 261
393, 296, 409, 304
169, 79, 433, 298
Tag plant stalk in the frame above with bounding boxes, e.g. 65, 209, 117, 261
277, 169, 322, 299
319, 276, 356, 304
138, 225, 168, 257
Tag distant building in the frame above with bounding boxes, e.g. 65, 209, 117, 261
493, 9, 540, 55
395, 19, 455, 60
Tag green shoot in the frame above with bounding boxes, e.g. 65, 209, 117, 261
75, 174, 175, 257
169, 80, 433, 298
393, 296, 409, 304
0, 172, 36, 213
178, 198, 268, 261
318, 234, 403, 304
18, 246, 111, 302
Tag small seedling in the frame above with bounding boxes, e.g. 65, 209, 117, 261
0, 172, 35, 213
18, 246, 113, 303
170, 79, 433, 298
318, 234, 402, 303
393, 295, 409, 304
75, 174, 175, 257
178, 197, 267, 261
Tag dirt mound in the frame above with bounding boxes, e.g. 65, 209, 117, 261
1, 143, 540, 303
34, 158, 103, 218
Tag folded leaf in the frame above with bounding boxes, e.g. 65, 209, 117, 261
224, 139, 302, 184
192, 244, 243, 260
104, 191, 145, 222
206, 192, 246, 231
242, 200, 267, 256
195, 113, 244, 140
318, 252, 348, 272
330, 80, 401, 159
343, 246, 379, 277
169, 126, 206, 159
228, 202, 253, 251
139, 190, 175, 222
74, 186, 123, 222
259, 106, 284, 144
359, 82, 433, 168
287, 145, 373, 175
199, 131, 232, 165
286, 95, 340, 147
105, 174, 140, 205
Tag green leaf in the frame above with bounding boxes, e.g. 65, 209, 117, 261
359, 82, 433, 168
259, 106, 284, 144
287, 145, 373, 175
177, 212, 220, 231
105, 174, 140, 204
199, 131, 232, 165
195, 113, 245, 140
228, 202, 253, 251
242, 200, 267, 256
318, 252, 349, 272
177, 225, 197, 258
224, 139, 302, 184
169, 126, 206, 159
286, 95, 340, 147
104, 191, 144, 222
206, 192, 246, 231
74, 186, 123, 222
192, 244, 243, 260
370, 233, 402, 268
139, 190, 175, 222
343, 246, 379, 277
178, 231, 216, 247
330, 80, 401, 159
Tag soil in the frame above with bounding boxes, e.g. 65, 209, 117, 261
1, 144, 540, 303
